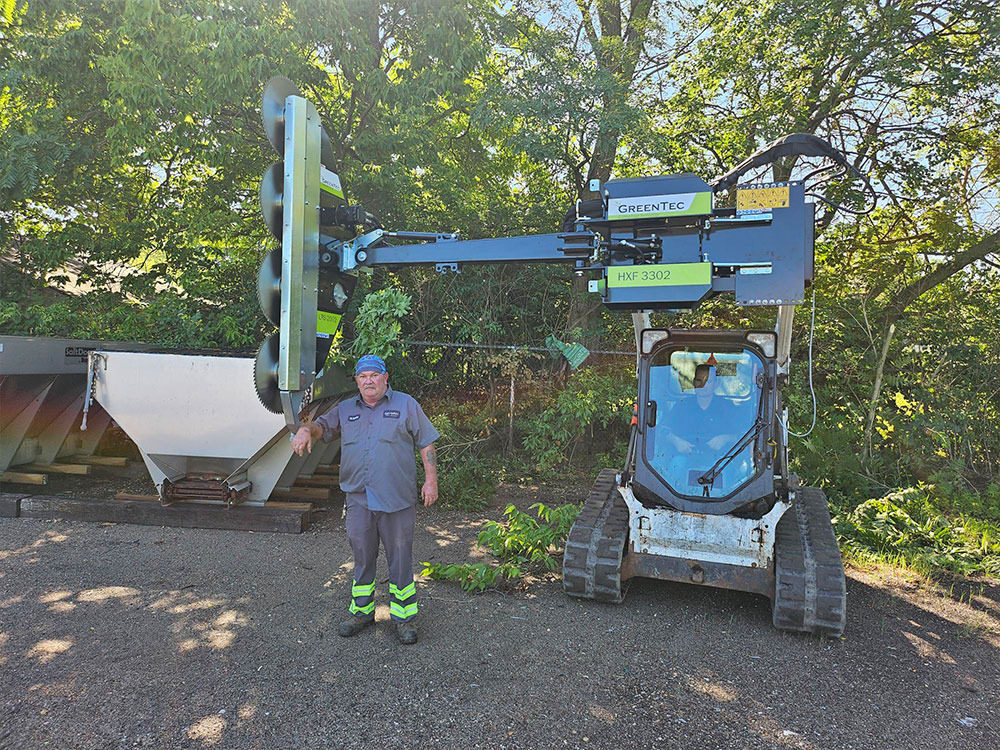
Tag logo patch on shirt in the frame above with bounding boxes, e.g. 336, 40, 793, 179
383, 409, 401, 419
347, 414, 361, 422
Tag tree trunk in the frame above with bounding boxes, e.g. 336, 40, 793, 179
863, 322, 895, 461
563, 0, 656, 344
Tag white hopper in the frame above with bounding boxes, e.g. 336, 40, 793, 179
91, 350, 351, 504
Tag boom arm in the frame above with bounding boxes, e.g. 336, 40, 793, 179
324, 178, 814, 312
250, 79, 850, 429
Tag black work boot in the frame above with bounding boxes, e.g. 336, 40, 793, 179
337, 615, 373, 638
395, 620, 418, 645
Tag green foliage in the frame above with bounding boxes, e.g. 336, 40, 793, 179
419, 561, 521, 594
345, 288, 411, 361
421, 501, 581, 592
478, 502, 581, 568
417, 402, 499, 511
837, 486, 1000, 577
436, 455, 496, 512
520, 367, 633, 473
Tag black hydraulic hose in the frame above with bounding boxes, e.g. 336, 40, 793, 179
711, 133, 877, 215
622, 421, 638, 485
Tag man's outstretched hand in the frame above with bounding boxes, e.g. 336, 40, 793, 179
291, 425, 314, 456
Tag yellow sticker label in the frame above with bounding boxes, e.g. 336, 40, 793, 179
737, 185, 790, 213
317, 311, 342, 336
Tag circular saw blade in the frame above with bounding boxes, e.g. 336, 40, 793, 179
256, 248, 282, 327
259, 162, 283, 242
261, 76, 337, 170
253, 332, 282, 414
261, 76, 301, 157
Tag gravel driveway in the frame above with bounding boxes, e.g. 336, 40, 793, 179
1, 486, 997, 750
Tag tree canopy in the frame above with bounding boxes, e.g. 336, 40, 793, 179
2, 0, 999, 534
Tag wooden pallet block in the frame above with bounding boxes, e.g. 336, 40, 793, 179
0, 493, 28, 518
71, 455, 130, 467
0, 472, 47, 486
22, 462, 91, 475
20, 495, 312, 534
113, 493, 312, 512
270, 486, 330, 502
292, 475, 340, 488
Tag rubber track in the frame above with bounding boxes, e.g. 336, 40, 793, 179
773, 486, 847, 636
562, 469, 630, 603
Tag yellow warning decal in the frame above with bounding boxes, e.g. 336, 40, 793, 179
737, 184, 789, 214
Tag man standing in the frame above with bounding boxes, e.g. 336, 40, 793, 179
291, 354, 440, 645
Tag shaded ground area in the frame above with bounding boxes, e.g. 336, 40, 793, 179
0, 485, 997, 750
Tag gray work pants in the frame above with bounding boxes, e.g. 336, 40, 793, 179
344, 492, 418, 622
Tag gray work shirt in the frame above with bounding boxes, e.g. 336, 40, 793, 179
315, 386, 440, 512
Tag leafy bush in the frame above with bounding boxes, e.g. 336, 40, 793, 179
419, 561, 522, 593
836, 486, 1000, 577
478, 502, 581, 568
436, 455, 497, 511
341, 288, 411, 361
520, 367, 633, 473
421, 501, 581, 592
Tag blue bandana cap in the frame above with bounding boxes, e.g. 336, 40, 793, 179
354, 354, 387, 376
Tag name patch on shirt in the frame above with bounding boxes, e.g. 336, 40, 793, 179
347, 414, 361, 422
383, 409, 401, 419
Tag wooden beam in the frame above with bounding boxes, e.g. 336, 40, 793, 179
293, 475, 340, 488
22, 462, 91, 475
71, 455, 129, 467
270, 486, 330, 502
0, 472, 47, 486
21, 495, 312, 534
0, 493, 27, 518
312, 465, 339, 475
114, 493, 313, 512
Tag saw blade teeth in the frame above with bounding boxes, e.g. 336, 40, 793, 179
253, 333, 283, 414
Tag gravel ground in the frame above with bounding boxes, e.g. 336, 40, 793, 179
0, 483, 997, 750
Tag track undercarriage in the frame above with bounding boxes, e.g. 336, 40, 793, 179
563, 471, 847, 637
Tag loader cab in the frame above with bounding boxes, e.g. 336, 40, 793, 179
633, 329, 782, 516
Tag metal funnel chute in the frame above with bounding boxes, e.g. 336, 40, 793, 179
92, 350, 354, 504
0, 336, 154, 475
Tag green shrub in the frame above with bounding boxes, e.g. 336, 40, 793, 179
437, 455, 497, 511
836, 485, 1000, 576
477, 502, 581, 569
520, 367, 632, 472
421, 501, 581, 591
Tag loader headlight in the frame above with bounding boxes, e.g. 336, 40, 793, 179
746, 332, 776, 358
641, 329, 670, 354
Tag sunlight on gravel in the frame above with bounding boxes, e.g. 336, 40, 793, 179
687, 677, 737, 702
851, 569, 1000, 648
167, 596, 228, 614
903, 631, 958, 665
25, 638, 72, 664
38, 590, 73, 603
39, 589, 77, 612
186, 714, 226, 746
77, 586, 139, 602
237, 703, 256, 721
0, 530, 73, 562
